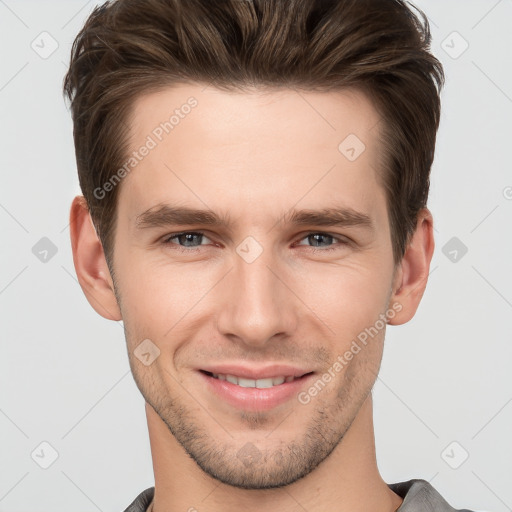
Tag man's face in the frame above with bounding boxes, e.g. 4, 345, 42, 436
111, 84, 398, 488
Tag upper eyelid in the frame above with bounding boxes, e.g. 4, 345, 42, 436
295, 232, 347, 245
162, 231, 348, 245
163, 231, 213, 242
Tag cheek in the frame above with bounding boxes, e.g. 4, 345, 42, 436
115, 256, 220, 358
115, 251, 190, 315
299, 264, 390, 330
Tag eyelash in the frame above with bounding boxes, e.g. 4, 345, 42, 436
161, 231, 350, 253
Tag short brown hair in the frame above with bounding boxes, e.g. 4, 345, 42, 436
63, 0, 444, 270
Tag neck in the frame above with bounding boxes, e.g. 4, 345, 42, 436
146, 394, 402, 512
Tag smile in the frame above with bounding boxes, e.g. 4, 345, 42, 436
207, 372, 298, 388
198, 369, 315, 411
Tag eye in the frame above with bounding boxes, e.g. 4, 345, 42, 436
162, 231, 213, 251
295, 232, 349, 252
160, 231, 350, 253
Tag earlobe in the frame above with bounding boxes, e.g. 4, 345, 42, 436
387, 208, 435, 326
69, 195, 122, 321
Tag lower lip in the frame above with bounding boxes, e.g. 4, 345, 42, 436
198, 371, 315, 411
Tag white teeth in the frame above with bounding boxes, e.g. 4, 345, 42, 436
256, 378, 274, 388
211, 373, 296, 388
226, 374, 238, 385
238, 377, 256, 387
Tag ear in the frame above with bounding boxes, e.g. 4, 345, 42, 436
387, 208, 435, 325
69, 195, 122, 321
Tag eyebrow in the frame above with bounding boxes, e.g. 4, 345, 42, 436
135, 203, 374, 232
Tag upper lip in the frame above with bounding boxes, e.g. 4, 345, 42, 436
199, 364, 313, 380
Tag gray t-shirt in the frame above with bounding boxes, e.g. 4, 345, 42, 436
122, 479, 477, 511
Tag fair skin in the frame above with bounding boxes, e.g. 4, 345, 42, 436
70, 84, 434, 512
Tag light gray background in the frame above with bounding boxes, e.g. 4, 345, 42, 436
1, 1, 511, 511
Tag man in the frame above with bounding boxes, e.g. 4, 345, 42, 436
64, 0, 476, 510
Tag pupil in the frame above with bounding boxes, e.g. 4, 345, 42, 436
311, 234, 330, 247
183, 233, 199, 246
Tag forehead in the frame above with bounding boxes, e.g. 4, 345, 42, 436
128, 83, 381, 151
119, 83, 385, 224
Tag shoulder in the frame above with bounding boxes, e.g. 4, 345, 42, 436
388, 479, 481, 512
122, 487, 155, 512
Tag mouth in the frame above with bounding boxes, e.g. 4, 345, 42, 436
200, 370, 312, 388
198, 368, 316, 411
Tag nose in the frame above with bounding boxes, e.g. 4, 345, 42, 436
215, 244, 299, 349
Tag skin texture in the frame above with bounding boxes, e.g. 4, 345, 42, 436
70, 84, 434, 512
